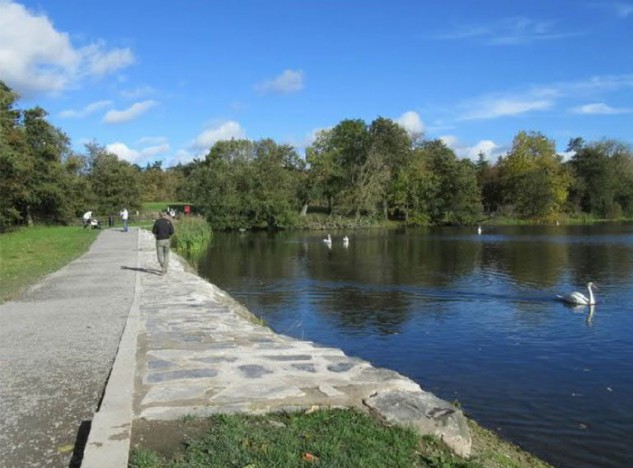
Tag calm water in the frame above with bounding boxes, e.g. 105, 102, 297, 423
198, 224, 633, 467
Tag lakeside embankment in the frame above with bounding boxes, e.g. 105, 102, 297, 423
85, 228, 472, 464
1, 226, 550, 466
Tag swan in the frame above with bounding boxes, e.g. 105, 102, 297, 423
477, 225, 482, 235
343, 235, 349, 246
557, 282, 598, 305
322, 234, 332, 245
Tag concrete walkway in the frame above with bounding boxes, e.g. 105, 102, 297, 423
1, 228, 471, 467
0, 228, 139, 467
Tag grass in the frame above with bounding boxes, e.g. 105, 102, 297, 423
0, 225, 99, 303
129, 409, 551, 468
171, 215, 213, 260
130, 408, 467, 468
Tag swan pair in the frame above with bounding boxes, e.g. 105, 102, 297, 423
322, 234, 350, 247
558, 282, 598, 305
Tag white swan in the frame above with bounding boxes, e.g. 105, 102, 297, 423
342, 235, 349, 247
322, 234, 332, 245
558, 282, 598, 305
477, 225, 482, 235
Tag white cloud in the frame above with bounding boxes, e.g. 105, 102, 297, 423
587, 2, 633, 18
396, 111, 425, 138
106, 140, 170, 163
168, 149, 195, 166
0, 1, 134, 96
106, 142, 140, 162
436, 17, 577, 45
614, 2, 633, 17
142, 143, 170, 157
120, 85, 155, 99
571, 102, 632, 114
103, 100, 157, 124
453, 74, 633, 122
58, 100, 112, 118
459, 98, 553, 120
440, 135, 503, 161
286, 127, 330, 156
255, 69, 304, 94
190, 121, 246, 153
80, 40, 134, 76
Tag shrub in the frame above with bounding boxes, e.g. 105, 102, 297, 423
171, 216, 213, 259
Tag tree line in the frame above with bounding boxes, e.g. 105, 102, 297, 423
0, 81, 183, 231
2, 80, 632, 233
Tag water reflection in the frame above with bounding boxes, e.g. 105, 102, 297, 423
198, 224, 633, 467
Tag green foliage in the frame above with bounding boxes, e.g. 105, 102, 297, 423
186, 139, 303, 230
498, 131, 571, 219
86, 142, 142, 215
140, 162, 185, 203
569, 139, 633, 218
2, 79, 633, 231
417, 140, 483, 224
170, 215, 213, 259
0, 82, 83, 229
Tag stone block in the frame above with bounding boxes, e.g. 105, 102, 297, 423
364, 390, 471, 457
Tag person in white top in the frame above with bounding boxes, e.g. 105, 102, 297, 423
119, 208, 129, 232
82, 211, 92, 228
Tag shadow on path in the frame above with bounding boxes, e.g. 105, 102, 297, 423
120, 266, 162, 276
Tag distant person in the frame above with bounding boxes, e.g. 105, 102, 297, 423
119, 208, 129, 232
82, 211, 93, 229
152, 211, 175, 275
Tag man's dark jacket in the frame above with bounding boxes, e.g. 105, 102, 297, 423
152, 217, 174, 240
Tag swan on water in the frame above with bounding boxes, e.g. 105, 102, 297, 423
477, 225, 482, 235
343, 235, 349, 246
557, 282, 598, 305
323, 234, 332, 245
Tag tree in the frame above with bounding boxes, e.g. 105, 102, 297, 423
498, 131, 571, 218
188, 139, 304, 230
416, 140, 482, 224
368, 117, 413, 219
1, 81, 82, 229
0, 81, 29, 230
476, 152, 501, 214
305, 129, 345, 214
85, 143, 142, 215
571, 139, 633, 217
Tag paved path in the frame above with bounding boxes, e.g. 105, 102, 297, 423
1, 228, 471, 467
0, 228, 138, 467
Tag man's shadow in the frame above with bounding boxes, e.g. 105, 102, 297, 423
120, 266, 163, 276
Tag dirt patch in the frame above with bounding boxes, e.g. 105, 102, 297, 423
131, 418, 215, 460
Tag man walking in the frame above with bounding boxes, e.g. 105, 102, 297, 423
151, 211, 175, 275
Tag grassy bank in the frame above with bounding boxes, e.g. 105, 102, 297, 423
171, 215, 213, 260
130, 408, 551, 468
0, 226, 99, 303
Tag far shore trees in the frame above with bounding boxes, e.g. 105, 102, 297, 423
2, 79, 633, 232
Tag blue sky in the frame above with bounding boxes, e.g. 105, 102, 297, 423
1, 0, 632, 167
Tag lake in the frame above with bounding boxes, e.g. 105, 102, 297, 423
197, 224, 633, 467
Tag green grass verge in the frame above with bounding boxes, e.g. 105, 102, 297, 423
130, 410, 552, 468
0, 226, 100, 303
129, 408, 474, 468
